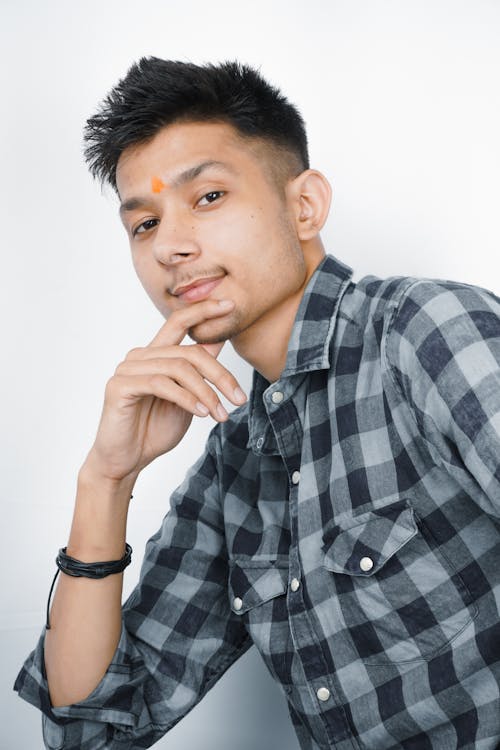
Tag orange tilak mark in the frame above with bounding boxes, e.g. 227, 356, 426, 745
151, 176, 167, 193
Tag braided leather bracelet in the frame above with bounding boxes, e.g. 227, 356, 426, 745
56, 543, 133, 578
45, 543, 133, 630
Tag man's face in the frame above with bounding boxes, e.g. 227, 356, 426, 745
116, 120, 307, 346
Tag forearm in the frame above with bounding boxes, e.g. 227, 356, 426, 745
41, 300, 243, 710
44, 466, 137, 708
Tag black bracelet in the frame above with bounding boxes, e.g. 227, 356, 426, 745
56, 543, 133, 578
45, 543, 133, 630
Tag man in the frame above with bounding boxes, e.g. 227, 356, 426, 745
14, 58, 500, 749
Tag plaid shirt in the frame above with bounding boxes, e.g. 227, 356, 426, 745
14, 253, 500, 749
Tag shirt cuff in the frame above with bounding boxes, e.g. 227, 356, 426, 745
13, 621, 147, 729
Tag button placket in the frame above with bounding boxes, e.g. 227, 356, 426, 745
265, 383, 348, 727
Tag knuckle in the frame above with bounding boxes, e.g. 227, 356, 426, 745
192, 343, 206, 354
219, 371, 235, 389
172, 356, 192, 373
125, 346, 143, 360
149, 373, 167, 389
182, 346, 203, 370
104, 374, 120, 397
114, 360, 128, 376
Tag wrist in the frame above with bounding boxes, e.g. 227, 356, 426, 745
68, 477, 132, 562
78, 454, 139, 499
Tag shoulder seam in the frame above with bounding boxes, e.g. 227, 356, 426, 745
381, 277, 433, 440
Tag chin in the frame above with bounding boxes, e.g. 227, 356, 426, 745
188, 331, 228, 345
187, 322, 235, 345
187, 308, 246, 345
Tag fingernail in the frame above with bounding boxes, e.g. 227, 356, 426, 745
216, 403, 229, 420
218, 299, 234, 308
233, 387, 247, 403
196, 402, 210, 416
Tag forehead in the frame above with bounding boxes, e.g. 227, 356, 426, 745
116, 120, 266, 194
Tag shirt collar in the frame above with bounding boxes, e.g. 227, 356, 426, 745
246, 253, 353, 454
280, 253, 353, 377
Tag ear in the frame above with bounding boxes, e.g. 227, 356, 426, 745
285, 169, 332, 241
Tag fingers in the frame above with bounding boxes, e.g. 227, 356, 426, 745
107, 373, 216, 420
148, 299, 235, 348
115, 297, 245, 424
116, 349, 247, 415
198, 341, 225, 359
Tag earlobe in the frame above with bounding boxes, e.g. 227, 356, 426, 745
288, 169, 332, 240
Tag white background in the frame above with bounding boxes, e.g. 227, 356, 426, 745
1, 1, 499, 747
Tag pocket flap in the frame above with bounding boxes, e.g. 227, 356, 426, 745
322, 500, 417, 577
228, 560, 289, 614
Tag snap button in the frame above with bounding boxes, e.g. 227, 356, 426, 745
233, 597, 243, 611
291, 470, 300, 484
256, 436, 264, 449
271, 391, 284, 404
359, 556, 374, 572
290, 577, 300, 592
317, 687, 330, 702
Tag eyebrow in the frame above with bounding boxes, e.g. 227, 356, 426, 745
119, 159, 237, 215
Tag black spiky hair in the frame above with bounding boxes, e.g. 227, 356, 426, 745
83, 57, 310, 193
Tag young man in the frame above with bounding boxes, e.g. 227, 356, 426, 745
14, 58, 500, 749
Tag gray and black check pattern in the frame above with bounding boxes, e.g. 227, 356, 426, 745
14, 254, 500, 749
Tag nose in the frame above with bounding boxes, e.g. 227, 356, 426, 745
151, 211, 201, 267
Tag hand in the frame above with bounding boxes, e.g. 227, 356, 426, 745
81, 299, 246, 483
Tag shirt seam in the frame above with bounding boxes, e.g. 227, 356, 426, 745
383, 278, 445, 451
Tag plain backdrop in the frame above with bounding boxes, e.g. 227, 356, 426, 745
1, 1, 500, 748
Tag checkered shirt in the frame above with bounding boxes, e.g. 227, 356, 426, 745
14, 253, 500, 749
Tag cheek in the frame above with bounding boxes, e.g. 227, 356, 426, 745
132, 249, 154, 278
130, 249, 143, 275
210, 204, 270, 248
131, 254, 159, 295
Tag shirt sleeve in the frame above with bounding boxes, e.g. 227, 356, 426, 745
13, 425, 252, 749
385, 277, 500, 520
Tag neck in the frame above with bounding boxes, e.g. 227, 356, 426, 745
231, 241, 326, 382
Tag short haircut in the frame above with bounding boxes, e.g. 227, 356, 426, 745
83, 57, 310, 197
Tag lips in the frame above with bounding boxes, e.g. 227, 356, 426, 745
174, 275, 225, 302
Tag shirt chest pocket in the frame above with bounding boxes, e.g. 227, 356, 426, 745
322, 500, 478, 664
228, 559, 291, 681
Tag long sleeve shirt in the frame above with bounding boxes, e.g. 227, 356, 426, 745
14, 253, 500, 749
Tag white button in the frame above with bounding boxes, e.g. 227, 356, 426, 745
256, 437, 264, 449
317, 687, 330, 702
271, 391, 284, 404
233, 597, 243, 611
359, 556, 374, 572
290, 578, 300, 592
291, 470, 300, 484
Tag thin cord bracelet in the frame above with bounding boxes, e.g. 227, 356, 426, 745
45, 542, 133, 630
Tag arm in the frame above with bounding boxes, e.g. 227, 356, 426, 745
44, 466, 135, 708
14, 297, 250, 747
15, 430, 252, 749
43, 297, 244, 708
385, 277, 500, 517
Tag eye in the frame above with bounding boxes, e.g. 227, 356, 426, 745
132, 218, 159, 237
197, 191, 225, 206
